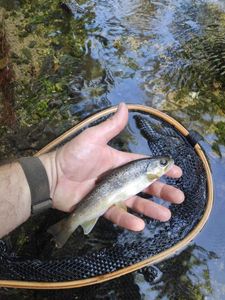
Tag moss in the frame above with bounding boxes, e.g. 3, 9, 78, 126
214, 121, 225, 155
126, 57, 139, 71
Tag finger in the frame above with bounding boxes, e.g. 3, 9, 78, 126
166, 165, 182, 178
91, 102, 129, 144
144, 181, 185, 204
126, 196, 171, 221
104, 205, 145, 231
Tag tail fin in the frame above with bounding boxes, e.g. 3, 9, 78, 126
47, 218, 77, 248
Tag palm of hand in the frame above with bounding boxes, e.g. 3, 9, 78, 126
53, 127, 142, 212
51, 103, 184, 231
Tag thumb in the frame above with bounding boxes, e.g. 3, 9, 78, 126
92, 103, 128, 144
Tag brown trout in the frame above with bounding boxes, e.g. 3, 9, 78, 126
48, 157, 174, 248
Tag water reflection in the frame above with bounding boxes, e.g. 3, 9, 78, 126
145, 244, 217, 300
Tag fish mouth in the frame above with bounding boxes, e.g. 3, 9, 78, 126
164, 158, 174, 173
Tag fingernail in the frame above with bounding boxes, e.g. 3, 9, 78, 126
161, 209, 171, 222
118, 102, 124, 109
177, 191, 185, 204
116, 102, 125, 113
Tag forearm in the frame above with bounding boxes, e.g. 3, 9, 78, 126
0, 162, 31, 238
0, 152, 57, 238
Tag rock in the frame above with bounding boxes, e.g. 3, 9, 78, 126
60, 0, 85, 16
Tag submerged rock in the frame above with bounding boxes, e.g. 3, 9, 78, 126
60, 0, 85, 16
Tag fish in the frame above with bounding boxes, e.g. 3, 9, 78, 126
48, 156, 174, 248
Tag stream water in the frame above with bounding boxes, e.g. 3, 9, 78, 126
0, 0, 225, 299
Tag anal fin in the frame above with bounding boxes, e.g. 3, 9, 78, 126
81, 218, 98, 235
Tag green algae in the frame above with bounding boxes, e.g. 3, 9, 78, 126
1, 0, 88, 128
0, 0, 94, 159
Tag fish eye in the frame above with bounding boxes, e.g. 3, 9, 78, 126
160, 158, 168, 166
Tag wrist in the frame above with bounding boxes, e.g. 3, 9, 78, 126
14, 162, 31, 220
38, 151, 57, 200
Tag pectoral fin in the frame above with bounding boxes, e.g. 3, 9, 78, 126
81, 218, 98, 235
115, 201, 127, 212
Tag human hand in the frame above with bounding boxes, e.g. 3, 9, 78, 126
41, 103, 184, 232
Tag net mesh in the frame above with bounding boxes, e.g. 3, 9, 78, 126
0, 112, 207, 283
